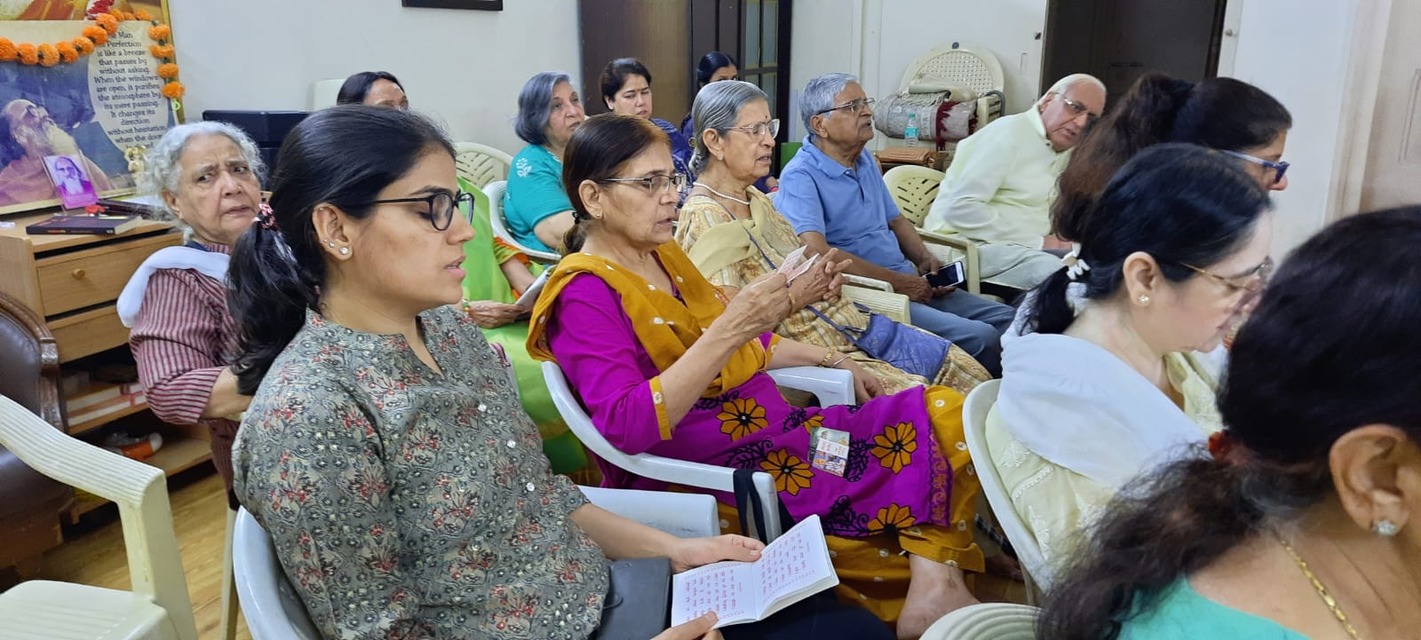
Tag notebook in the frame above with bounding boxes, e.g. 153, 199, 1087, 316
670, 515, 838, 629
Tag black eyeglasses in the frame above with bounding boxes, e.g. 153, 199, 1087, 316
364, 191, 475, 231
1180, 257, 1274, 306
815, 97, 875, 116
598, 173, 689, 195
1221, 150, 1290, 185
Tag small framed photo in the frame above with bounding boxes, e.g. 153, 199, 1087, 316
401, 0, 502, 10
42, 154, 99, 210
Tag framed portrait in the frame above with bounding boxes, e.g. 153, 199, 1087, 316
42, 153, 99, 209
1, 1, 177, 215
401, 0, 503, 10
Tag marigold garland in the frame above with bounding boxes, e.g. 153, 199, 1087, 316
3, 8, 184, 101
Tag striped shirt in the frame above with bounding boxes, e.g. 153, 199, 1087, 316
128, 241, 240, 492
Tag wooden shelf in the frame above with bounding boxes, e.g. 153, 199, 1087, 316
68, 400, 149, 436
68, 436, 213, 520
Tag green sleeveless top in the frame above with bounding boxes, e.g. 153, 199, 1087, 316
1119, 578, 1310, 639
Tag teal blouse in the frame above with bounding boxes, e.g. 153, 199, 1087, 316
504, 144, 571, 254
1119, 578, 1310, 639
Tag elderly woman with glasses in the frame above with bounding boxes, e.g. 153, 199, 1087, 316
530, 114, 1003, 638
677, 81, 990, 397
1052, 72, 1292, 242
985, 144, 1275, 578
117, 121, 265, 505
504, 71, 586, 254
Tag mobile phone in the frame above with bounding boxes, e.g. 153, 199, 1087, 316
925, 261, 966, 288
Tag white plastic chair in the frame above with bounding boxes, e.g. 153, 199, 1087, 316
920, 602, 1040, 640
0, 395, 198, 640
454, 142, 513, 191
881, 165, 986, 295
235, 488, 720, 640
899, 43, 1007, 126
963, 380, 1049, 600
483, 180, 561, 262
543, 361, 854, 543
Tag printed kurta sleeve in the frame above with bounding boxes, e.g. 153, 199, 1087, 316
129, 270, 226, 424
546, 275, 675, 453
237, 390, 434, 639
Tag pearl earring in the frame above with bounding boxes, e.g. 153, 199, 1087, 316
326, 241, 335, 248
338, 247, 349, 256
1137, 294, 1151, 305
1374, 519, 1401, 537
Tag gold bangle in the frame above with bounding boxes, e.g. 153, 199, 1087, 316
818, 350, 836, 367
788, 291, 797, 309
829, 355, 852, 368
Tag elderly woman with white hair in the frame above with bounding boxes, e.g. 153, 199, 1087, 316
504, 71, 586, 254
117, 121, 263, 503
922, 73, 1106, 295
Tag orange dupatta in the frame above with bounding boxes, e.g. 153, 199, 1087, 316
526, 241, 768, 398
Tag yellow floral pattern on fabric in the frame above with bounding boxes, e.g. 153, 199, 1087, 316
761, 449, 814, 496
872, 422, 917, 473
718, 397, 768, 440
867, 503, 917, 534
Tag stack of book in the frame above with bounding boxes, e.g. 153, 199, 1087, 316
66, 382, 146, 426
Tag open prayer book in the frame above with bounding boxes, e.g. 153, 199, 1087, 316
670, 515, 839, 628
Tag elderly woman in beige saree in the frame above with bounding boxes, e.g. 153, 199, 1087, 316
677, 82, 990, 397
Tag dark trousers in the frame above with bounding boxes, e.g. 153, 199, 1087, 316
722, 591, 894, 640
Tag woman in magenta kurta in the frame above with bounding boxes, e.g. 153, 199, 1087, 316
528, 114, 988, 635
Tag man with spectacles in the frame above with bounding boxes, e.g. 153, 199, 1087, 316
924, 74, 1105, 295
778, 73, 1016, 376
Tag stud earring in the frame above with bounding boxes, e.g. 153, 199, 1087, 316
1374, 519, 1401, 537
338, 246, 349, 256
1137, 294, 1151, 305
326, 241, 335, 248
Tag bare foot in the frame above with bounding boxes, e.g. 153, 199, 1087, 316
896, 555, 981, 639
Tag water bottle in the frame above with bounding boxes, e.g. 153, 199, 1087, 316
904, 112, 919, 146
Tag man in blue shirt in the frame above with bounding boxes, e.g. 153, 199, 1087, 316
777, 73, 1014, 375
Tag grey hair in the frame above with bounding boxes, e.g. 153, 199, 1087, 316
1038, 73, 1106, 107
798, 73, 859, 139
514, 71, 573, 146
689, 80, 769, 174
142, 121, 265, 224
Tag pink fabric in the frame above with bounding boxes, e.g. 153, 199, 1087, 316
128, 242, 239, 491
546, 273, 953, 537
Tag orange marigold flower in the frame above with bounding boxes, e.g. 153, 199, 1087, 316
760, 449, 814, 496
72, 36, 95, 55
160, 81, 185, 99
871, 422, 918, 474
717, 397, 768, 441
134, 9, 153, 20
95, 13, 119, 34
55, 41, 78, 63
156, 62, 179, 79
36, 43, 59, 67
17, 43, 38, 65
121, 11, 136, 21
149, 44, 174, 59
84, 26, 109, 46
866, 503, 916, 534
0, 38, 16, 62
148, 25, 171, 41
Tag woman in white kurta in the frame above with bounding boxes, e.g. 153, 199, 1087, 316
983, 144, 1275, 575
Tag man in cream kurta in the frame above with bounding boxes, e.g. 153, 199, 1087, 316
924, 75, 1105, 292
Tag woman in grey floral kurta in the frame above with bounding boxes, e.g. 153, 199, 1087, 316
227, 106, 892, 640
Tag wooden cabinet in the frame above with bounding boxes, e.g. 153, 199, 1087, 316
0, 213, 215, 515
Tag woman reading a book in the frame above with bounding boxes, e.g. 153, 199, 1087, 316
227, 106, 889, 640
118, 121, 264, 505
528, 114, 989, 638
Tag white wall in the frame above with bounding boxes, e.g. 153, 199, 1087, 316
788, 0, 1047, 141
168, 0, 579, 154
1229, 0, 1357, 255
790, 0, 1373, 255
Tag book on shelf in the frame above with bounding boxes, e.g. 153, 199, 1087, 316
25, 214, 142, 236
670, 515, 839, 629
68, 389, 146, 426
65, 382, 145, 413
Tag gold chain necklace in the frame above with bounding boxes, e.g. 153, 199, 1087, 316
1276, 535, 1363, 640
